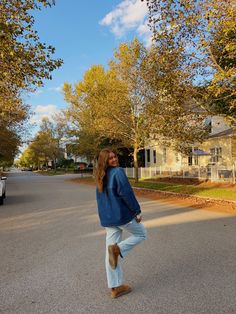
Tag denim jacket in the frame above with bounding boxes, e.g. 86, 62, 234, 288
96, 167, 141, 227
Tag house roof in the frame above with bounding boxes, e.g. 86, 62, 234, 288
208, 128, 236, 139
192, 149, 210, 156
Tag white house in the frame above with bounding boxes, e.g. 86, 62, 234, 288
144, 116, 235, 173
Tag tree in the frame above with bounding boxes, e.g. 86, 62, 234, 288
0, 126, 20, 166
64, 65, 125, 162
0, 0, 63, 162
29, 118, 64, 170
204, 10, 236, 120
65, 131, 116, 163
64, 39, 207, 181
108, 39, 207, 177
0, 102, 30, 166
143, 0, 235, 121
18, 146, 39, 169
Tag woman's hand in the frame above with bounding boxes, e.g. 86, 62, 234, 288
135, 214, 142, 223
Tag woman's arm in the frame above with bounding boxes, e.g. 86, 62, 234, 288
115, 168, 141, 215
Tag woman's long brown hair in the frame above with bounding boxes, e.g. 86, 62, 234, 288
94, 148, 117, 192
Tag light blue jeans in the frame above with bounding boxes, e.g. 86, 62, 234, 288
105, 218, 147, 288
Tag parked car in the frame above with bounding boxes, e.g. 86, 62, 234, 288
85, 164, 93, 172
74, 162, 87, 170
86, 163, 93, 170
0, 176, 7, 205
21, 167, 33, 171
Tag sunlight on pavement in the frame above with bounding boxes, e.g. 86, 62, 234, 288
143, 210, 235, 229
80, 230, 106, 238
0, 204, 97, 232
1, 198, 234, 233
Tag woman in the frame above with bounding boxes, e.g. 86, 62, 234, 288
94, 148, 147, 299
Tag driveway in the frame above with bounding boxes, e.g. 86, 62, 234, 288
0, 172, 235, 314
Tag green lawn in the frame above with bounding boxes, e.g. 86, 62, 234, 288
36, 169, 74, 176
69, 176, 236, 202
131, 179, 236, 202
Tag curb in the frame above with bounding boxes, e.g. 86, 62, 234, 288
67, 177, 236, 209
133, 187, 236, 208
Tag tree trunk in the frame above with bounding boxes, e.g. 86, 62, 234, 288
53, 158, 57, 173
133, 145, 139, 183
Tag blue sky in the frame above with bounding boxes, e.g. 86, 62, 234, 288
27, 0, 151, 128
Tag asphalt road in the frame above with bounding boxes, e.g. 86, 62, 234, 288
0, 172, 236, 314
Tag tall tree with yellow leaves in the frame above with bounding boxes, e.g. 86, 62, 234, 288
0, 0, 62, 164
143, 0, 235, 121
64, 39, 207, 181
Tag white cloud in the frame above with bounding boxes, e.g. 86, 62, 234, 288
100, 0, 149, 38
48, 84, 63, 93
30, 104, 60, 125
137, 20, 153, 47
137, 21, 150, 36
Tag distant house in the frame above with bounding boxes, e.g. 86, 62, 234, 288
60, 139, 89, 165
144, 116, 235, 171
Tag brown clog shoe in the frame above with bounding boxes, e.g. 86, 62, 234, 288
111, 285, 132, 299
108, 243, 120, 270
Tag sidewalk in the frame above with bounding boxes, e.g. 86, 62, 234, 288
69, 176, 236, 214
133, 186, 236, 208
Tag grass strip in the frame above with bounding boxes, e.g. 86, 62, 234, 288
69, 176, 236, 202
36, 171, 66, 176
131, 179, 236, 202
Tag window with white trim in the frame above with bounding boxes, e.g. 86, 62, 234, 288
188, 147, 198, 166
175, 152, 179, 162
146, 149, 150, 163
210, 147, 222, 163
163, 148, 167, 163
153, 149, 156, 164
